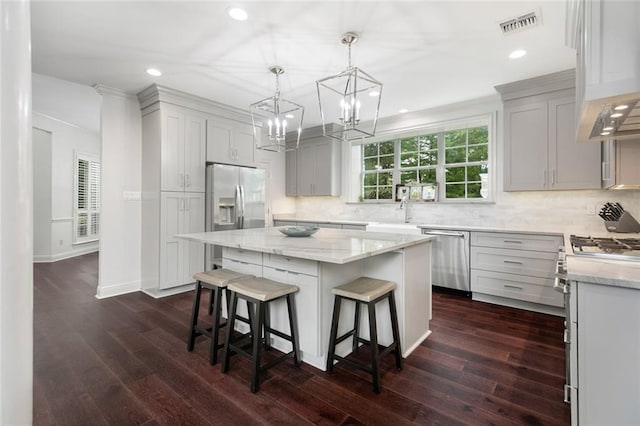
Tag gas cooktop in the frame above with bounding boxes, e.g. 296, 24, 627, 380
570, 235, 640, 261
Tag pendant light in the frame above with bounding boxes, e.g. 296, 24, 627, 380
316, 32, 383, 142
250, 66, 304, 152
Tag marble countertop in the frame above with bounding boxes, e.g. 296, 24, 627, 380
567, 255, 640, 290
177, 227, 434, 264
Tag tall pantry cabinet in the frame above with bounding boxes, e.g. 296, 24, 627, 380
138, 84, 258, 297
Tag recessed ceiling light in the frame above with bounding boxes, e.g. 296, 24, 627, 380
146, 68, 162, 77
509, 49, 527, 59
369, 90, 380, 97
228, 7, 248, 21
399, 109, 409, 114
610, 112, 623, 118
285, 113, 294, 119
603, 126, 614, 131
614, 104, 629, 110
601, 131, 611, 136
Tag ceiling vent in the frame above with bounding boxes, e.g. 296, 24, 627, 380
499, 10, 540, 34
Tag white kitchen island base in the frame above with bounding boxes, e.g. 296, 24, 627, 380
178, 228, 433, 371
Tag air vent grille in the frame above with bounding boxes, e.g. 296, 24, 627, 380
499, 11, 539, 34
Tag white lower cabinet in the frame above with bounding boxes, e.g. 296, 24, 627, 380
470, 231, 564, 312
160, 192, 205, 289
570, 281, 640, 425
262, 265, 320, 357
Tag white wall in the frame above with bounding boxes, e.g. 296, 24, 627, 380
32, 73, 102, 262
0, 1, 33, 423
32, 112, 101, 261
32, 128, 52, 258
95, 86, 142, 298
293, 95, 640, 235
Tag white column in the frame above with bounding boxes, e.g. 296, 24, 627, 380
94, 85, 143, 298
0, 0, 33, 424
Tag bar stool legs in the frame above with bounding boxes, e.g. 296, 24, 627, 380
222, 277, 300, 393
326, 277, 402, 393
186, 269, 252, 365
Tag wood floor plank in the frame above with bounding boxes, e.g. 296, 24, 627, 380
33, 253, 570, 425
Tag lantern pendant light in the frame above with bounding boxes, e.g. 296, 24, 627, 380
316, 32, 383, 142
251, 66, 304, 152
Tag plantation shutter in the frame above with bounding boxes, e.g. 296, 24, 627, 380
74, 153, 100, 243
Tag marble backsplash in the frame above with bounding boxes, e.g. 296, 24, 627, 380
291, 190, 640, 235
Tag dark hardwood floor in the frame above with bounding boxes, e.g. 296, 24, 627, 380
34, 253, 570, 425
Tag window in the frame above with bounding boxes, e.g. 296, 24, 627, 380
358, 118, 490, 202
74, 153, 100, 243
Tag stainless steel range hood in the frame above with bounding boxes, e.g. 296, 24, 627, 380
578, 93, 640, 142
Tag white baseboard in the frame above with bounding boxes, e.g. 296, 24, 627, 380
95, 280, 141, 299
472, 292, 565, 316
141, 283, 194, 299
33, 246, 99, 263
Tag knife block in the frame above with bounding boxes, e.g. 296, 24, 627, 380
604, 211, 640, 233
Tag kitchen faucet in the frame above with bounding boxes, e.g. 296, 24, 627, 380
399, 191, 411, 223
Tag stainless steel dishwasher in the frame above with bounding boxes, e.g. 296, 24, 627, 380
421, 229, 471, 295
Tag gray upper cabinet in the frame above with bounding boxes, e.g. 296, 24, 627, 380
286, 126, 341, 197
206, 119, 255, 167
602, 139, 640, 189
285, 150, 297, 196
498, 71, 601, 191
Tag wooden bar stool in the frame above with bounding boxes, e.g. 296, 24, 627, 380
207, 258, 224, 315
187, 269, 252, 365
222, 277, 301, 393
326, 277, 403, 393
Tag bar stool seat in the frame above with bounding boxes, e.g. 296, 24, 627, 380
326, 276, 403, 393
187, 269, 252, 365
222, 277, 301, 393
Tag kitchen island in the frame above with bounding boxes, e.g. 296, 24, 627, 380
177, 227, 434, 370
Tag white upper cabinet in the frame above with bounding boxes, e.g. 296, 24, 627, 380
498, 71, 601, 191
206, 118, 256, 167
161, 105, 206, 192
579, 0, 640, 102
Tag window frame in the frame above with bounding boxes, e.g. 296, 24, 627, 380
73, 151, 101, 244
351, 114, 494, 203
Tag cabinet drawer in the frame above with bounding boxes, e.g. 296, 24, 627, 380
471, 232, 563, 252
223, 247, 262, 264
222, 258, 262, 276
263, 253, 319, 276
342, 224, 366, 231
471, 269, 564, 307
274, 220, 297, 227
319, 223, 341, 229
470, 246, 557, 279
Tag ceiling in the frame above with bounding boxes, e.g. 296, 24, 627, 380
30, 0, 576, 129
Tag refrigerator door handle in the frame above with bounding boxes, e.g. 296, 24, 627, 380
234, 185, 241, 228
239, 185, 245, 229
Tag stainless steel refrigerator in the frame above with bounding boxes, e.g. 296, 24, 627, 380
205, 163, 266, 267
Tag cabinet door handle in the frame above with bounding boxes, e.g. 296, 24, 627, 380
543, 169, 547, 187
179, 173, 185, 188
552, 169, 556, 186
275, 268, 287, 273
503, 260, 523, 265
503, 240, 523, 244
186, 174, 190, 188
503, 284, 523, 290
179, 198, 184, 211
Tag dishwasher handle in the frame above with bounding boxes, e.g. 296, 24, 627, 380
423, 230, 466, 238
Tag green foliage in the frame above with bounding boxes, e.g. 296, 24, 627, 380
361, 125, 489, 201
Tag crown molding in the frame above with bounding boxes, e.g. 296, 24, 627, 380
93, 84, 135, 99
495, 69, 576, 101
136, 84, 253, 124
